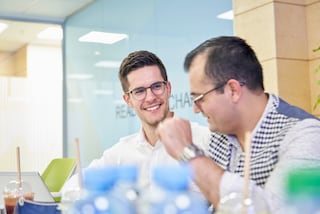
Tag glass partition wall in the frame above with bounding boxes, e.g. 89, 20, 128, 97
64, 0, 233, 166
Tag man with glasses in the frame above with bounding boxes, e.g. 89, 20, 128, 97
157, 36, 320, 213
62, 50, 211, 196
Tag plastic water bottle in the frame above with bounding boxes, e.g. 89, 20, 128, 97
60, 186, 85, 213
216, 190, 270, 214
140, 164, 209, 214
284, 167, 320, 214
71, 166, 134, 214
113, 165, 139, 214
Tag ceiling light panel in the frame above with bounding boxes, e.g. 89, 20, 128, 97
0, 23, 8, 34
78, 31, 128, 44
37, 27, 63, 40
217, 10, 233, 20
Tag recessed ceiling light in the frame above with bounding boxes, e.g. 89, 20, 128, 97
217, 10, 233, 20
78, 31, 128, 44
0, 23, 8, 34
37, 27, 63, 40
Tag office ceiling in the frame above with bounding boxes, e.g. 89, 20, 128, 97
0, 0, 95, 52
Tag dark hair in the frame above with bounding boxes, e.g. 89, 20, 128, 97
118, 50, 168, 92
184, 36, 264, 91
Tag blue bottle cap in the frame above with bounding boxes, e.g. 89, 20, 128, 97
83, 167, 118, 191
152, 164, 193, 190
117, 165, 138, 182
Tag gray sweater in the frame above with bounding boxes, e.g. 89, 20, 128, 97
209, 94, 320, 213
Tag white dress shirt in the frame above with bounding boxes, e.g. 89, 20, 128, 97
62, 122, 211, 195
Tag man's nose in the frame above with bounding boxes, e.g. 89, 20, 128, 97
145, 87, 157, 100
193, 103, 201, 114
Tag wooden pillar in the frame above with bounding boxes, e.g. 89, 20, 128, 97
233, 0, 320, 116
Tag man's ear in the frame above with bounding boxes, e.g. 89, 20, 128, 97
227, 79, 242, 102
166, 81, 172, 96
123, 94, 133, 108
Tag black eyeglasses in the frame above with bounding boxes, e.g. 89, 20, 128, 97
192, 82, 226, 107
126, 81, 167, 101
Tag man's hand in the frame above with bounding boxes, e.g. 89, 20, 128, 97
157, 117, 192, 160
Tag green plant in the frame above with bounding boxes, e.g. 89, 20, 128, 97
313, 46, 320, 110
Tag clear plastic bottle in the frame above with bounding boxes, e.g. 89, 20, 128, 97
216, 190, 270, 214
284, 167, 320, 214
141, 164, 210, 214
70, 166, 134, 214
112, 165, 139, 214
60, 186, 84, 213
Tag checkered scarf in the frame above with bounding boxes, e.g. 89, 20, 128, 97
208, 94, 314, 187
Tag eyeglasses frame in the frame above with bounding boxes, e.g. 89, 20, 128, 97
125, 81, 168, 100
192, 82, 226, 106
192, 80, 246, 107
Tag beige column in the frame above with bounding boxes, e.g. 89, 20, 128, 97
233, 0, 320, 116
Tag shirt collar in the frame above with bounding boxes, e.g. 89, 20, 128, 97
137, 127, 162, 149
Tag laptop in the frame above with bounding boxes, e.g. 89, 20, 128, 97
0, 171, 55, 202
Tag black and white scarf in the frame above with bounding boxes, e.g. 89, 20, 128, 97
208, 94, 314, 187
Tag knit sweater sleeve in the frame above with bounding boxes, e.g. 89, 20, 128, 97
219, 118, 320, 213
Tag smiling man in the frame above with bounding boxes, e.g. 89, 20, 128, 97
62, 50, 211, 195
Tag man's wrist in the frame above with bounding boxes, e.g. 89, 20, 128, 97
179, 143, 205, 162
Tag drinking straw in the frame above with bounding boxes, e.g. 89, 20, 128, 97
74, 137, 83, 189
241, 132, 252, 214
16, 146, 22, 189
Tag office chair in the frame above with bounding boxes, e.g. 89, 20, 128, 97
41, 158, 76, 202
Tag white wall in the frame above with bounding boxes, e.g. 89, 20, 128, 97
0, 44, 63, 173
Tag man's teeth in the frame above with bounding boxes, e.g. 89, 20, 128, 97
146, 105, 159, 111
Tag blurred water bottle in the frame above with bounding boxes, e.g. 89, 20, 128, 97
60, 186, 84, 213
284, 167, 320, 214
0, 194, 5, 214
71, 166, 133, 214
216, 190, 270, 214
113, 165, 139, 214
141, 164, 209, 214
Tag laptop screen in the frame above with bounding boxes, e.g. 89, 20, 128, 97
0, 171, 55, 202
